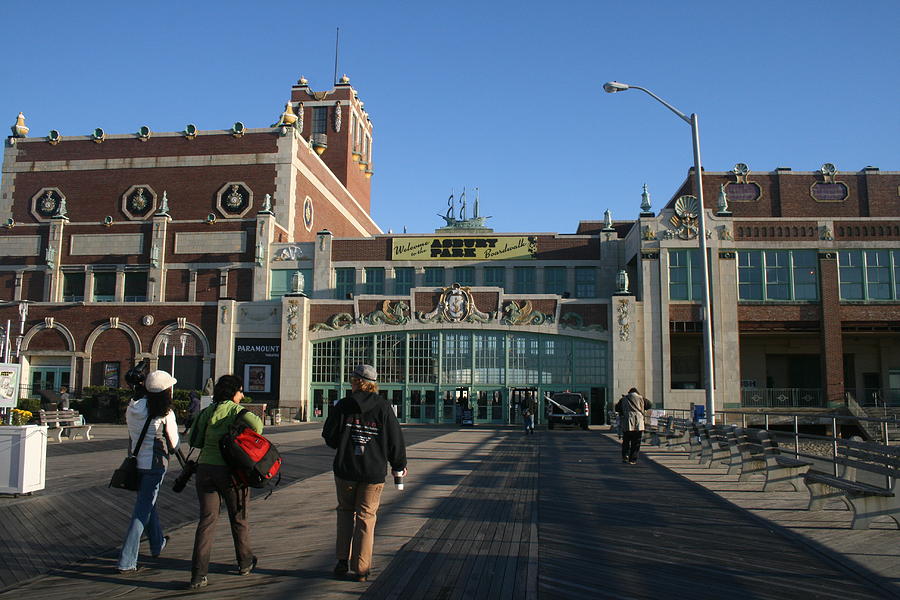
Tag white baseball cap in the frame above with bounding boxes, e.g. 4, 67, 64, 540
145, 370, 177, 393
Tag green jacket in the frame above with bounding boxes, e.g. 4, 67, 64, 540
189, 401, 264, 466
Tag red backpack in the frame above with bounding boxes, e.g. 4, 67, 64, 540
219, 409, 283, 495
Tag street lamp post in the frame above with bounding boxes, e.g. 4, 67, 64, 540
603, 81, 716, 424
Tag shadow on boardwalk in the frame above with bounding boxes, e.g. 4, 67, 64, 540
0, 427, 894, 599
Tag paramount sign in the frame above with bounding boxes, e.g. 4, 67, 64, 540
392, 236, 537, 260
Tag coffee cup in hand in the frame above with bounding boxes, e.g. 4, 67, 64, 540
392, 469, 405, 490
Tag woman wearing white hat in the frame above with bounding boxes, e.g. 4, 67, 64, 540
117, 369, 180, 574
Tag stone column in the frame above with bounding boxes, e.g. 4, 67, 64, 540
713, 248, 740, 410
115, 269, 125, 302
215, 300, 237, 379
46, 216, 67, 302
611, 294, 641, 401
639, 250, 663, 407
280, 294, 310, 419
148, 214, 169, 302
253, 210, 276, 300
313, 230, 333, 299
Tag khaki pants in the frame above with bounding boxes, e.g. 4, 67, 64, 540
191, 464, 253, 578
334, 475, 384, 575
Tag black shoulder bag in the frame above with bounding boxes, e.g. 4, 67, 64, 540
109, 416, 152, 491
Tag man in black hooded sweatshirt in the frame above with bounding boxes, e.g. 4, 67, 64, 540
322, 364, 407, 582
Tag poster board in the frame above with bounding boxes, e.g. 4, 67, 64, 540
244, 364, 271, 394
0, 363, 21, 408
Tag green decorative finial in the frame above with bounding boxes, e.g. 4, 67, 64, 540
640, 183, 652, 215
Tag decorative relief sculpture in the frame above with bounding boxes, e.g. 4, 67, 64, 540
364, 301, 410, 325
333, 101, 342, 132
821, 225, 834, 241
617, 299, 630, 342
310, 313, 354, 331
641, 225, 656, 241
273, 246, 304, 261
417, 283, 495, 324
719, 226, 733, 241
286, 300, 300, 340
501, 300, 553, 326
668, 195, 700, 240
559, 312, 604, 332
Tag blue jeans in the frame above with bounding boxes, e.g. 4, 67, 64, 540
117, 467, 166, 570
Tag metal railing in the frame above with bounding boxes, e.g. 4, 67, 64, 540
649, 407, 897, 487
846, 388, 900, 408
740, 388, 824, 408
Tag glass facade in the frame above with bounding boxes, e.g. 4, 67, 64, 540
271, 269, 312, 298
335, 268, 355, 299
394, 267, 415, 295
839, 249, 900, 301
738, 250, 818, 301
575, 267, 597, 298
365, 267, 385, 294
483, 267, 505, 289
310, 330, 607, 422
424, 267, 445, 287
544, 266, 566, 295
514, 267, 536, 294
668, 250, 703, 301
454, 267, 475, 287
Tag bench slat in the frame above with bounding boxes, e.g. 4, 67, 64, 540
804, 472, 894, 497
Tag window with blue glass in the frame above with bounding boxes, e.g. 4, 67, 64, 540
839, 249, 900, 301
514, 267, 535, 294
737, 250, 818, 302
454, 267, 475, 287
394, 267, 414, 295
365, 267, 385, 294
544, 266, 566, 295
271, 269, 312, 298
483, 267, 505, 289
424, 267, 444, 287
668, 250, 703, 301
335, 267, 355, 299
63, 272, 85, 302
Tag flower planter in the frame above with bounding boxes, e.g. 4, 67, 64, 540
0, 425, 48, 494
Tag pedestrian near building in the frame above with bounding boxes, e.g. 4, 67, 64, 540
522, 407, 535, 434
187, 374, 263, 590
322, 364, 407, 582
184, 390, 201, 434
117, 370, 179, 574
615, 388, 652, 464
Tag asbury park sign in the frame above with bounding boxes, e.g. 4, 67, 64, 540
392, 236, 537, 260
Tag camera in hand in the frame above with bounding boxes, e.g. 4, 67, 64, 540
172, 459, 197, 493
125, 358, 150, 388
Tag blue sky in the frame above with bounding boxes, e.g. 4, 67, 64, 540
3, 0, 897, 235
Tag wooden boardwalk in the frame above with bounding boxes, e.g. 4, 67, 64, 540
0, 426, 896, 599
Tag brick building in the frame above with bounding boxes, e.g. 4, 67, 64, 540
2, 76, 898, 422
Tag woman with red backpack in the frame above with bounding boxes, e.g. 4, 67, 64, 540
186, 374, 263, 590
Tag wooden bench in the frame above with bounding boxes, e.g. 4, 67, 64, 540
659, 417, 692, 450
701, 424, 741, 474
37, 410, 92, 443
647, 415, 674, 446
804, 438, 900, 530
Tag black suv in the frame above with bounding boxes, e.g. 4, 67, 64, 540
545, 392, 589, 430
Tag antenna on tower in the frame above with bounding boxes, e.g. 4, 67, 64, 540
333, 28, 340, 86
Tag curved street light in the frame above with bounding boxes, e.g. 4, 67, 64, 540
603, 81, 716, 425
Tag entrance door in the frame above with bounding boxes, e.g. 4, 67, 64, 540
379, 388, 405, 422
31, 367, 71, 397
409, 389, 436, 423
473, 389, 504, 423
510, 388, 538, 425
311, 387, 339, 421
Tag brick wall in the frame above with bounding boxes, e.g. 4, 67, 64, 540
165, 269, 190, 301
818, 254, 844, 404
90, 327, 136, 387
227, 268, 254, 301
195, 269, 220, 302
28, 327, 70, 351
333, 238, 391, 261
0, 272, 15, 301
12, 164, 278, 224
22, 271, 44, 301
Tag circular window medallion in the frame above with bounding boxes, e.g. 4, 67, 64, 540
30, 188, 65, 221
121, 185, 158, 220
303, 196, 314, 231
216, 182, 253, 218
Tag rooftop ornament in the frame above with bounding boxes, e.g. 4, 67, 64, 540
275, 102, 298, 127
640, 183, 653, 216
10, 112, 29, 138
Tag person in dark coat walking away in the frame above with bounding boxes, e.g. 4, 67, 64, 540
615, 388, 652, 464
184, 390, 201, 434
322, 364, 407, 582
187, 374, 263, 590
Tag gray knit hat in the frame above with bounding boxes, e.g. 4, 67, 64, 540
351, 364, 378, 382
